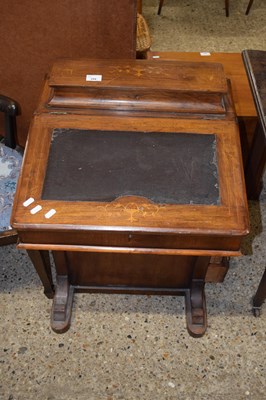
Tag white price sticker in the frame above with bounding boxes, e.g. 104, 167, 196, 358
45, 209, 56, 219
86, 74, 102, 82
23, 197, 35, 207
30, 205, 42, 215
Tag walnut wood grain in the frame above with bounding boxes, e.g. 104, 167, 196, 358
147, 52, 256, 118
45, 59, 228, 117
11, 114, 249, 237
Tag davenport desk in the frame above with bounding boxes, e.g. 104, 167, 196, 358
11, 59, 249, 337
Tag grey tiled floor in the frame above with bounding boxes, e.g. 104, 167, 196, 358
1, 1, 266, 399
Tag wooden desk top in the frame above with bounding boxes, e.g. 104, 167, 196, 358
147, 52, 256, 118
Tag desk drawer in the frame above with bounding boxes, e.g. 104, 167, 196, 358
18, 229, 242, 254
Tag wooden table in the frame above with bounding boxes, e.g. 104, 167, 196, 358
148, 52, 258, 176
11, 59, 249, 337
147, 52, 256, 118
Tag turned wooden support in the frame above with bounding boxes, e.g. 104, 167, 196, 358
51, 252, 74, 333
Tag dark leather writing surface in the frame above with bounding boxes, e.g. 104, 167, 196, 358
42, 129, 219, 205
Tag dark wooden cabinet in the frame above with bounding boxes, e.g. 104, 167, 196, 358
11, 59, 249, 337
242, 50, 266, 314
242, 50, 266, 199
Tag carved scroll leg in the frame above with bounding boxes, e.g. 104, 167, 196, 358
185, 280, 207, 338
27, 250, 54, 299
51, 275, 74, 333
185, 256, 210, 338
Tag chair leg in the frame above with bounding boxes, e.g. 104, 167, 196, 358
158, 0, 165, 15
225, 0, 229, 17
246, 0, 254, 15
159, 1, 231, 17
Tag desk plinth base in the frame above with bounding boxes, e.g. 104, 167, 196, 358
185, 280, 207, 337
51, 281, 207, 338
50, 252, 210, 338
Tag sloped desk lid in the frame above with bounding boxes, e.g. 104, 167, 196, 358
12, 113, 248, 237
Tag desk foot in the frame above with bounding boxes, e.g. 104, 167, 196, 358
51, 275, 74, 333
185, 280, 207, 338
252, 306, 261, 317
251, 268, 266, 317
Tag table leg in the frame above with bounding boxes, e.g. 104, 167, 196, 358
51, 251, 74, 333
185, 256, 210, 337
252, 268, 266, 317
245, 122, 266, 200
27, 250, 54, 298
